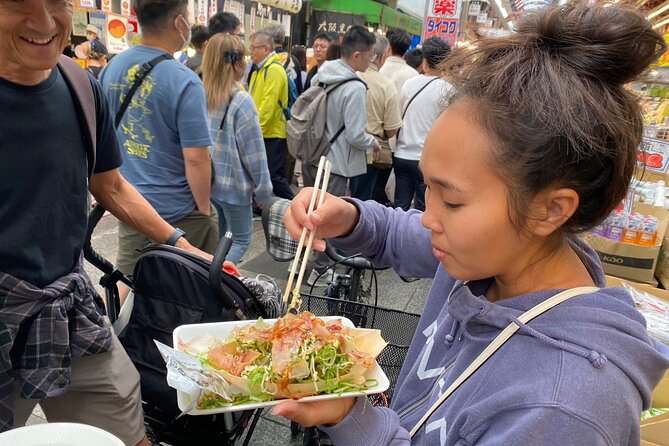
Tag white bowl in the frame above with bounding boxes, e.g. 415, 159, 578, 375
0, 423, 124, 446
173, 316, 390, 414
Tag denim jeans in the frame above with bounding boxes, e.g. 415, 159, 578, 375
349, 165, 379, 201
393, 156, 425, 211
211, 199, 253, 264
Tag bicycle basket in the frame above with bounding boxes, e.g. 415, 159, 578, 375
301, 294, 421, 403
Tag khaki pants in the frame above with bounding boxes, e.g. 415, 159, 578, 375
12, 330, 145, 446
116, 208, 219, 276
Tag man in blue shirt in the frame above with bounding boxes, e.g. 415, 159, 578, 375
0, 0, 209, 443
99, 0, 218, 289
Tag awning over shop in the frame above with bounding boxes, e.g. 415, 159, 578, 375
311, 0, 422, 35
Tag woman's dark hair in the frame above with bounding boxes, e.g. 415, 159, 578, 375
291, 46, 307, 72
404, 48, 423, 70
422, 37, 451, 69
132, 0, 187, 31
441, 2, 665, 234
326, 41, 342, 61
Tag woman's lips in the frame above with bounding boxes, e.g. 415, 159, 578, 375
432, 246, 448, 261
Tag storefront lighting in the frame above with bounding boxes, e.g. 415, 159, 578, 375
653, 16, 669, 29
368, 26, 375, 32
493, 0, 509, 18
648, 0, 669, 20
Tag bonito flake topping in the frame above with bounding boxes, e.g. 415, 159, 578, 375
173, 312, 387, 409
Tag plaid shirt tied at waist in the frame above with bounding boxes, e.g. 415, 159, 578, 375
0, 263, 113, 431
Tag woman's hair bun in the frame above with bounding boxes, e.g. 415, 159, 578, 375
517, 2, 666, 85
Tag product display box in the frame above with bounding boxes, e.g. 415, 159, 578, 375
642, 411, 669, 446
605, 276, 669, 409
583, 203, 669, 284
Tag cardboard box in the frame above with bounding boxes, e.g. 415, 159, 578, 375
583, 203, 669, 284
642, 412, 669, 446
605, 276, 669, 408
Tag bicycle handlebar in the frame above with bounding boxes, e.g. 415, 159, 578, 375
84, 204, 115, 275
323, 243, 379, 271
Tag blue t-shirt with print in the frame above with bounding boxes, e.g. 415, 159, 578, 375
99, 45, 212, 222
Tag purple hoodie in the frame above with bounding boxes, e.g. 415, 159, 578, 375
320, 200, 669, 445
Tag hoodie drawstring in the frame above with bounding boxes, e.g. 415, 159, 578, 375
508, 315, 608, 369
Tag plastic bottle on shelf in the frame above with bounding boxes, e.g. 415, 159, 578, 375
654, 180, 666, 208
622, 212, 644, 244
607, 211, 626, 242
638, 215, 660, 247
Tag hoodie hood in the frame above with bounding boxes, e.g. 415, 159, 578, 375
315, 59, 359, 85
444, 235, 669, 410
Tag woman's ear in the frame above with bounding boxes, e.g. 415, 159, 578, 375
528, 188, 580, 237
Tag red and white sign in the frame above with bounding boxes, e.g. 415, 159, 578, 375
101, 0, 112, 13
106, 14, 129, 54
121, 0, 132, 16
78, 0, 96, 9
430, 0, 462, 19
197, 0, 208, 26
423, 17, 459, 47
423, 0, 463, 46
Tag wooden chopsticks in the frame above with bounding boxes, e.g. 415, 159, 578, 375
282, 156, 332, 311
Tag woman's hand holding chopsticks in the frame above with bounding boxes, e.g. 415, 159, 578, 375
283, 188, 361, 253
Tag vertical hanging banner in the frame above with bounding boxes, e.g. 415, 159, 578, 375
106, 13, 129, 54
223, 0, 245, 24
100, 0, 112, 13
422, 0, 463, 47
197, 0, 208, 26
209, 0, 218, 20
121, 0, 132, 16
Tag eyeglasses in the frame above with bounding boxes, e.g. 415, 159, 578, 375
313, 44, 329, 50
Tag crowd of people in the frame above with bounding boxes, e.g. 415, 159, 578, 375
2, 0, 669, 444
88, 5, 451, 285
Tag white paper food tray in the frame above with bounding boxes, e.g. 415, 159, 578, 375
172, 316, 390, 415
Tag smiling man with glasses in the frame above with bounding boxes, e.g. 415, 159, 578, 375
248, 31, 294, 200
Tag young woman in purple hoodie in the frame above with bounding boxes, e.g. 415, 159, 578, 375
273, 3, 669, 445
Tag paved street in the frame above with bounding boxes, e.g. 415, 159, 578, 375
27, 212, 432, 445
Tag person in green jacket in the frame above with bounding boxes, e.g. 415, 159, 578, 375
248, 31, 294, 199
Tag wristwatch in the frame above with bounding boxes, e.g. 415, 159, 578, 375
166, 228, 186, 246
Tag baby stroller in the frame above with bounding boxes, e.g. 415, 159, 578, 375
83, 205, 271, 445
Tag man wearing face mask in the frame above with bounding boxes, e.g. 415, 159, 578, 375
99, 0, 218, 289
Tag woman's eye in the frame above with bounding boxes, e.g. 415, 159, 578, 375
444, 202, 462, 210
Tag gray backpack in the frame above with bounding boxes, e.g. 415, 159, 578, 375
286, 78, 366, 167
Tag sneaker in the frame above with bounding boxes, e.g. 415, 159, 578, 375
306, 269, 339, 287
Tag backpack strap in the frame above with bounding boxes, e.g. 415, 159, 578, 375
57, 55, 96, 179
397, 77, 438, 139
402, 77, 438, 120
409, 286, 600, 438
323, 78, 368, 144
114, 53, 172, 129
